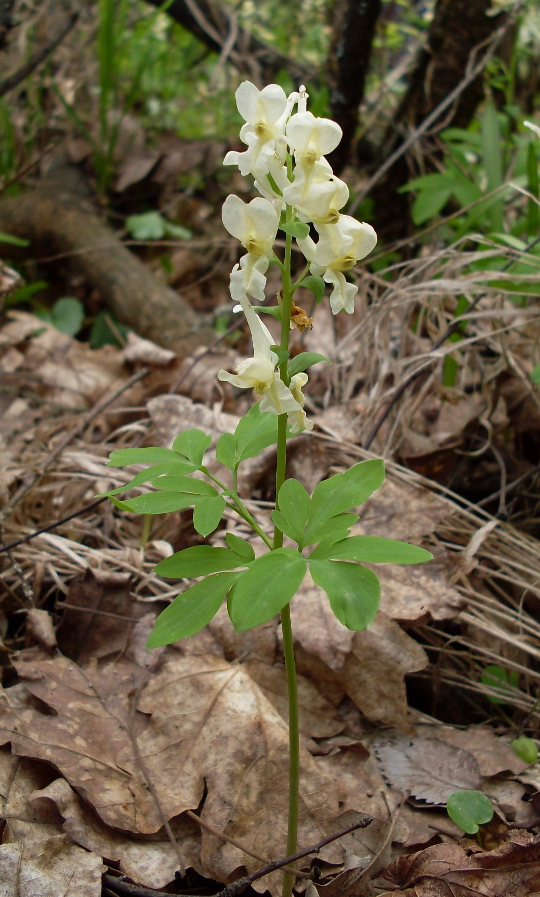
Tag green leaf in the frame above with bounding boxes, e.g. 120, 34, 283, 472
481, 665, 519, 705
305, 461, 384, 543
298, 275, 325, 302
228, 549, 307, 631
280, 221, 310, 240
399, 172, 455, 194
115, 491, 202, 515
172, 430, 212, 466
270, 345, 290, 366
193, 495, 226, 537
273, 479, 310, 544
309, 559, 380, 630
216, 432, 237, 471
511, 737, 538, 765
0, 232, 30, 247
147, 572, 239, 647
234, 403, 280, 463
98, 462, 197, 497
163, 220, 192, 240
107, 447, 184, 467
155, 545, 249, 579
225, 533, 255, 560
43, 297, 85, 336
531, 365, 540, 386
527, 142, 539, 238
412, 186, 453, 225
446, 790, 494, 835
310, 536, 433, 564
303, 513, 358, 547
126, 211, 166, 241
147, 475, 216, 495
288, 352, 329, 377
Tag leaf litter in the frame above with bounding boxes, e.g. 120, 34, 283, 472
1, 303, 540, 895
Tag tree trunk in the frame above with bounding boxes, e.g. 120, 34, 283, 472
0, 157, 214, 356
370, 0, 512, 239
326, 0, 382, 175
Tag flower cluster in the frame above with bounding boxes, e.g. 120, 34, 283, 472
219, 81, 377, 433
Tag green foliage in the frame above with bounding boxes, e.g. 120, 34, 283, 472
481, 664, 519, 705
147, 572, 240, 648
310, 559, 380, 630
511, 736, 538, 765
126, 211, 191, 242
446, 790, 494, 835
216, 403, 288, 472
228, 549, 307, 631
280, 221, 310, 240
531, 365, 540, 386
288, 352, 329, 377
34, 297, 85, 336
297, 275, 326, 303
89, 311, 130, 348
102, 439, 432, 646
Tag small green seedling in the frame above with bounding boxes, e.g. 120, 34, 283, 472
511, 736, 539, 765
447, 790, 494, 835
481, 664, 519, 705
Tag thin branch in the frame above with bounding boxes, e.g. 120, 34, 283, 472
0, 13, 79, 98
214, 815, 373, 897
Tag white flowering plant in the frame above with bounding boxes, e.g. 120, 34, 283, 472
101, 82, 432, 895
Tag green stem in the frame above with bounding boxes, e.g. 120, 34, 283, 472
280, 603, 300, 897
274, 207, 300, 897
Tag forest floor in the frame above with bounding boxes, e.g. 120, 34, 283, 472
1, 140, 540, 895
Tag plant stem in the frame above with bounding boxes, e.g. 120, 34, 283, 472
280, 603, 300, 897
274, 211, 300, 897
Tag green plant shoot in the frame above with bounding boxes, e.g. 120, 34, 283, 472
102, 81, 433, 897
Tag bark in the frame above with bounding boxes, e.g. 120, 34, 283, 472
326, 0, 382, 175
0, 158, 214, 356
144, 0, 317, 87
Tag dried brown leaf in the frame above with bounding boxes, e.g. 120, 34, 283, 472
381, 834, 540, 896
374, 734, 481, 804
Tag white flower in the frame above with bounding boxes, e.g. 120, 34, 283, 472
298, 215, 377, 314
223, 82, 298, 184
283, 160, 349, 224
218, 266, 277, 392
524, 120, 540, 140
222, 194, 279, 300
218, 268, 312, 432
286, 111, 342, 167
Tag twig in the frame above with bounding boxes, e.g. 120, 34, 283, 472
0, 367, 150, 526
102, 873, 197, 897
213, 815, 373, 897
0, 13, 79, 99
0, 497, 106, 554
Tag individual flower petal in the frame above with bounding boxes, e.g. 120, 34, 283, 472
286, 111, 342, 165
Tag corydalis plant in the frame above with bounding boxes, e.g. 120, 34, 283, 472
102, 82, 432, 897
